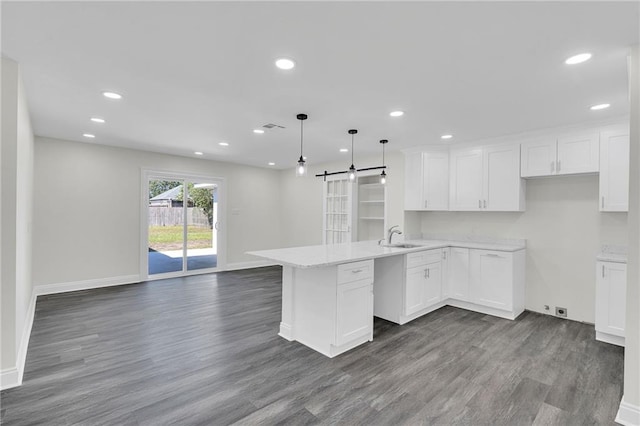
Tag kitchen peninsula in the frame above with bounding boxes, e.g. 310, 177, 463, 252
249, 238, 526, 358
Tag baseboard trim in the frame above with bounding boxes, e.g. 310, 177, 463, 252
224, 260, 276, 272
616, 397, 640, 426
596, 330, 625, 347
35, 274, 141, 296
0, 368, 20, 390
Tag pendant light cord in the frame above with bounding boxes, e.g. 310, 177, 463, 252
351, 134, 354, 165
300, 119, 304, 158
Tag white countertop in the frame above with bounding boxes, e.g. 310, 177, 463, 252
248, 239, 526, 268
597, 245, 628, 263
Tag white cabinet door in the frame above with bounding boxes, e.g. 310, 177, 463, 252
423, 151, 449, 211
424, 260, 442, 308
557, 132, 599, 175
448, 247, 470, 301
520, 139, 557, 177
599, 130, 630, 212
450, 148, 483, 211
483, 144, 523, 211
595, 262, 627, 338
404, 266, 426, 316
404, 152, 423, 210
470, 250, 513, 311
336, 280, 373, 346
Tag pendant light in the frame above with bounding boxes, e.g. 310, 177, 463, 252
379, 139, 388, 184
295, 113, 308, 177
347, 129, 357, 182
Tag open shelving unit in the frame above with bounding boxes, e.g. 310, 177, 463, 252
356, 175, 387, 242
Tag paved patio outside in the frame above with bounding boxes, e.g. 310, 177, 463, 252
148, 248, 217, 275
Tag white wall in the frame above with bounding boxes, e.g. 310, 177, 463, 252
278, 151, 404, 248
1, 57, 34, 379
417, 175, 627, 323
32, 137, 282, 287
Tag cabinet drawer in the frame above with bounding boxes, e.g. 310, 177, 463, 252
406, 249, 442, 269
337, 260, 374, 285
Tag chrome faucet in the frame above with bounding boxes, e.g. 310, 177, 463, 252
387, 225, 402, 244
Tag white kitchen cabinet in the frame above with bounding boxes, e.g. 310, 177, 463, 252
374, 249, 445, 325
449, 148, 483, 210
469, 250, 513, 311
450, 144, 524, 211
404, 260, 442, 316
336, 279, 374, 346
520, 138, 557, 177
521, 132, 600, 177
403, 149, 449, 211
595, 261, 627, 346
599, 128, 630, 212
448, 247, 470, 301
292, 259, 374, 357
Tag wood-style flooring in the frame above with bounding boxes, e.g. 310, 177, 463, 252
0, 266, 624, 425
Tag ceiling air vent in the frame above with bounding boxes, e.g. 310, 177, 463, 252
262, 123, 286, 129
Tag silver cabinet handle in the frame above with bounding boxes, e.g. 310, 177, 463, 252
483, 200, 487, 209
442, 251, 447, 260
602, 265, 605, 278
479, 200, 482, 209
551, 161, 555, 173
485, 253, 501, 258
351, 269, 363, 273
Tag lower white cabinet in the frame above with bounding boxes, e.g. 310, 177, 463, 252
469, 250, 514, 311
374, 249, 446, 325
292, 260, 374, 357
447, 248, 525, 319
336, 279, 374, 346
374, 247, 525, 324
595, 261, 627, 346
448, 247, 470, 301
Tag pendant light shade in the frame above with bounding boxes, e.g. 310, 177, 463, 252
295, 113, 308, 177
348, 129, 358, 182
379, 139, 388, 184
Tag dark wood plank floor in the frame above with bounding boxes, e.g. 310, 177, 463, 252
1, 266, 624, 425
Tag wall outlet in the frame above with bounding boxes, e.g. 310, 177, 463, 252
555, 307, 567, 318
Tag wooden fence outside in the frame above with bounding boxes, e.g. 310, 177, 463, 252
148, 207, 210, 227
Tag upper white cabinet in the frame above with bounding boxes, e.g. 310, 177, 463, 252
599, 128, 630, 212
521, 132, 600, 177
450, 144, 524, 211
404, 150, 449, 211
595, 260, 627, 346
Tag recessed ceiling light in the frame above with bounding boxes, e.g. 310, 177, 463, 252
441, 134, 453, 140
340, 148, 349, 153
565, 53, 592, 65
90, 117, 105, 123
389, 111, 404, 117
194, 151, 204, 156
253, 129, 265, 134
83, 133, 95, 138
219, 142, 229, 146
590, 103, 610, 110
268, 162, 276, 166
102, 91, 122, 100
275, 58, 295, 70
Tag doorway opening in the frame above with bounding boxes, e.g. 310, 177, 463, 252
143, 172, 224, 279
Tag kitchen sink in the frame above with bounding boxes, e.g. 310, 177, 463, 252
384, 243, 423, 249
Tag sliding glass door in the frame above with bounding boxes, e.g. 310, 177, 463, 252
145, 173, 222, 278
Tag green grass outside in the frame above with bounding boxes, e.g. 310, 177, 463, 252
149, 226, 212, 251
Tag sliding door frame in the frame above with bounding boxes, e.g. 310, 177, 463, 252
140, 168, 227, 281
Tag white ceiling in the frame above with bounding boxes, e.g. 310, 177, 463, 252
2, 1, 638, 169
